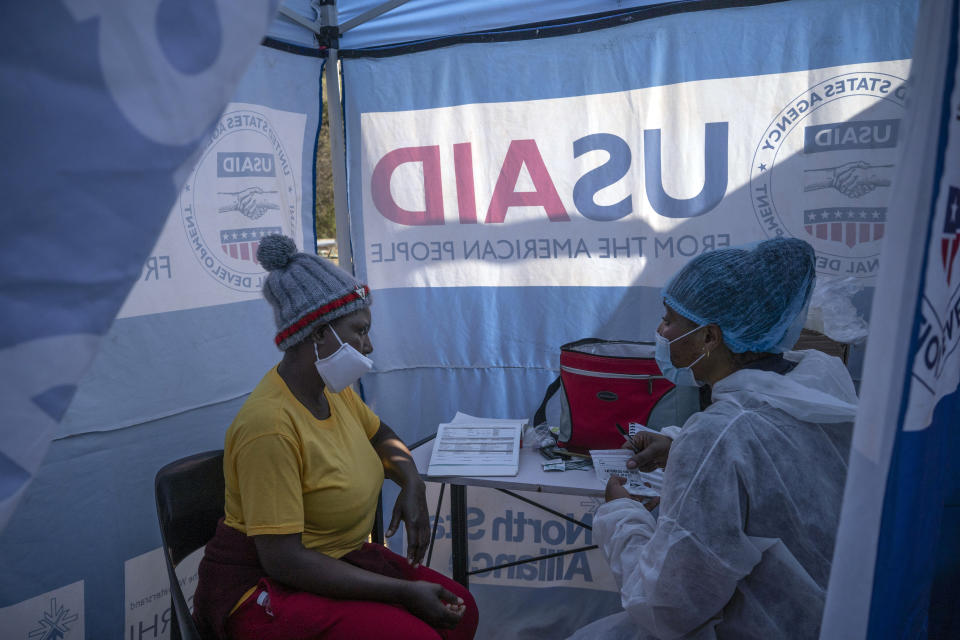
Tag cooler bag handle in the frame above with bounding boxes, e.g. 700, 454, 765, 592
532, 376, 563, 428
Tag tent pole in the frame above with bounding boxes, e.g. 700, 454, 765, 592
325, 50, 352, 272
338, 0, 414, 34
278, 6, 323, 34
319, 3, 353, 273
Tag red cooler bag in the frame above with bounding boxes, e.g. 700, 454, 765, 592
532, 338, 700, 451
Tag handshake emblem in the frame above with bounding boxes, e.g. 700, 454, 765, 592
804, 161, 893, 198
218, 186, 281, 220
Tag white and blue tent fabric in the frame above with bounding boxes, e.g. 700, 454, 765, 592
0, 0, 278, 532
0, 1, 322, 637
0, 0, 957, 638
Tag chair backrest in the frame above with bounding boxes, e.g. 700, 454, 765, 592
154, 450, 225, 640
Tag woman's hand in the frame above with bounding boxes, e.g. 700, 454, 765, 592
371, 421, 431, 566
401, 581, 465, 629
387, 479, 430, 567
624, 431, 673, 471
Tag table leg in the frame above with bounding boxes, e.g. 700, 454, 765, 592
450, 484, 468, 587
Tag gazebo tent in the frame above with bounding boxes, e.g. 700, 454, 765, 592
1, 0, 956, 638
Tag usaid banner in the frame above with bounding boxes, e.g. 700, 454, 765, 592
356, 61, 908, 290
53, 44, 321, 439
116, 102, 307, 319
342, 0, 917, 444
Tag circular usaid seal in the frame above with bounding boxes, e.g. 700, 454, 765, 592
750, 71, 907, 278
180, 109, 300, 292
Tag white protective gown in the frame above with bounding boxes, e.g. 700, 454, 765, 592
569, 349, 858, 640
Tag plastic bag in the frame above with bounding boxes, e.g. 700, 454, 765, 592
805, 275, 869, 344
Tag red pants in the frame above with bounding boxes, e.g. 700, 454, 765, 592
226, 544, 478, 640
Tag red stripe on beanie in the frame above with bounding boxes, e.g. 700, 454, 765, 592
274, 285, 370, 346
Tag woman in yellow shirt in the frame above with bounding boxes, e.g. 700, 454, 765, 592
192, 234, 477, 640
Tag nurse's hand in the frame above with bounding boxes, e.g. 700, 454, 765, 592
605, 475, 632, 502
605, 476, 660, 510
624, 432, 672, 472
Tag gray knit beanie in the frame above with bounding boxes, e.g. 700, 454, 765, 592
257, 235, 370, 350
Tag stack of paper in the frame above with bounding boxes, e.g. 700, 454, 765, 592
427, 413, 525, 477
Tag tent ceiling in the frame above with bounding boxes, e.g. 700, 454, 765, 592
275, 0, 686, 51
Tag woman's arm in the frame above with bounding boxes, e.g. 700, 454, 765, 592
253, 534, 463, 627
369, 421, 430, 565
370, 421, 424, 490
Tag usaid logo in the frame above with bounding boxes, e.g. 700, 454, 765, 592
217, 152, 276, 178
750, 72, 907, 278
179, 109, 299, 292
804, 120, 899, 154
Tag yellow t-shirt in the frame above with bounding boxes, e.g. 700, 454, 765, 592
223, 366, 384, 559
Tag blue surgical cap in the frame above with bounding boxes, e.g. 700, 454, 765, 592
662, 238, 816, 354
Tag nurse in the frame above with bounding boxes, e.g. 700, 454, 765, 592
571, 237, 858, 639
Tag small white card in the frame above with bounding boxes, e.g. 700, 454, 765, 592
628, 422, 660, 436
589, 449, 664, 497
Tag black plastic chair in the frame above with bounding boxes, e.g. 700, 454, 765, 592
154, 448, 388, 640
154, 450, 225, 640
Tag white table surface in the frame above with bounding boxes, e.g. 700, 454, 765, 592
411, 439, 607, 497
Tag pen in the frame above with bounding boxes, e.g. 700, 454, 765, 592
616, 423, 640, 453
554, 448, 592, 460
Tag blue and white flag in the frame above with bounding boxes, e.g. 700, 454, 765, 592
0, 0, 277, 530
823, 0, 960, 637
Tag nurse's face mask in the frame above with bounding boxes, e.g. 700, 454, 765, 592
655, 325, 707, 387
313, 325, 373, 393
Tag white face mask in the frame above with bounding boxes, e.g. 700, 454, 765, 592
654, 325, 707, 387
313, 325, 373, 393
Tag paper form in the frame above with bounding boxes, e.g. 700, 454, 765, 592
589, 449, 664, 497
427, 414, 524, 476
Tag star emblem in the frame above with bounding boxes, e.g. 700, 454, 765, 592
29, 598, 78, 640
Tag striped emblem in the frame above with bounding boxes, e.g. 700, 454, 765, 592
803, 207, 886, 248
942, 186, 960, 285
220, 226, 282, 262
